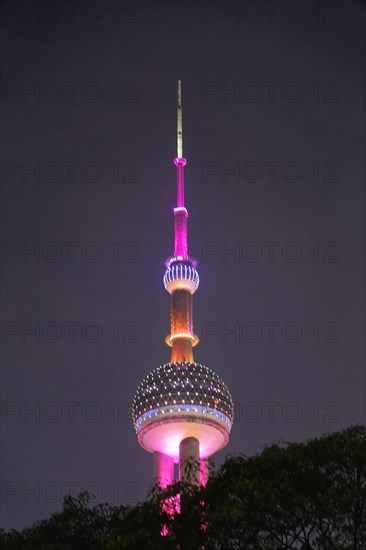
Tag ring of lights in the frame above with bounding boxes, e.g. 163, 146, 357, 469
163, 263, 199, 294
165, 333, 200, 347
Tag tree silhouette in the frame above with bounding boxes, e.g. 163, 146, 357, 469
1, 426, 365, 549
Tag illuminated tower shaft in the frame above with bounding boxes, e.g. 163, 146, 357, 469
163, 81, 201, 483
165, 80, 199, 365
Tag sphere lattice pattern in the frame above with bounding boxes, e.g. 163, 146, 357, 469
132, 362, 233, 431
163, 264, 199, 293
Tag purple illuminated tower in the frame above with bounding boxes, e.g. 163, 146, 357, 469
132, 82, 233, 488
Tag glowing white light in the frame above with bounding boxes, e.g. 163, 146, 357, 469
163, 264, 199, 293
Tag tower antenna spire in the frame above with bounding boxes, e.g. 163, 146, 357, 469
177, 79, 183, 158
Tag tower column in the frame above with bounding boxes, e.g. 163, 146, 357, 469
170, 289, 192, 336
179, 437, 200, 485
171, 338, 193, 363
153, 451, 174, 488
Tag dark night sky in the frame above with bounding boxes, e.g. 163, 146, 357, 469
1, 0, 365, 531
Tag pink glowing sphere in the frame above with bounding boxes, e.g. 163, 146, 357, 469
132, 362, 233, 461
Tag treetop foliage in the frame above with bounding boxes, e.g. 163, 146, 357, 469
1, 425, 365, 549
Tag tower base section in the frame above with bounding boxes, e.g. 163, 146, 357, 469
153, 451, 174, 488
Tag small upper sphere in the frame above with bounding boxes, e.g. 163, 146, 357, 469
163, 263, 199, 294
132, 361, 233, 431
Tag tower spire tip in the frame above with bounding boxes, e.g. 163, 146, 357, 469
177, 80, 183, 158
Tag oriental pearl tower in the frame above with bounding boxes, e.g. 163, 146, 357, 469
132, 82, 233, 488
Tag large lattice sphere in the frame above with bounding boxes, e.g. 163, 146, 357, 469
132, 361, 233, 460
